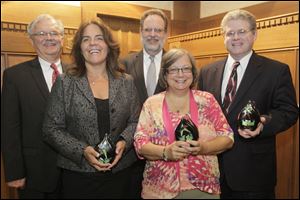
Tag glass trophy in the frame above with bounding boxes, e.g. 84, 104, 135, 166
94, 133, 115, 164
175, 115, 199, 141
237, 100, 260, 131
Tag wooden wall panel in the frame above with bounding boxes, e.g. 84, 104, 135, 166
1, 1, 81, 27
172, 1, 299, 35
259, 50, 297, 84
258, 50, 298, 199
98, 14, 141, 58
6, 54, 36, 68
1, 156, 18, 199
81, 1, 171, 22
169, 13, 299, 55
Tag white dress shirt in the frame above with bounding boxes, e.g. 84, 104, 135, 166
143, 49, 163, 86
221, 51, 253, 102
38, 57, 63, 91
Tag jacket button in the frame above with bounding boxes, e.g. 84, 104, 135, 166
111, 108, 115, 113
112, 127, 116, 132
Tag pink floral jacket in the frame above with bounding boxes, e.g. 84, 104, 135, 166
134, 90, 234, 199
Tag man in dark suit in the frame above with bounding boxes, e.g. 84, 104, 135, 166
1, 14, 64, 199
198, 9, 298, 199
121, 9, 169, 198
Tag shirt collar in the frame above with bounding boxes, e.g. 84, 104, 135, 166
143, 49, 163, 62
228, 50, 253, 70
38, 57, 61, 71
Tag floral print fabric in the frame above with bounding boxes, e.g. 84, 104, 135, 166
134, 90, 234, 199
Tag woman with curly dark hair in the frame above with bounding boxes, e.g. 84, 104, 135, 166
43, 19, 140, 198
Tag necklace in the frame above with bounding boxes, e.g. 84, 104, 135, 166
166, 95, 189, 114
88, 75, 108, 86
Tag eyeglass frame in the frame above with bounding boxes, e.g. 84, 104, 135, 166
224, 28, 255, 38
31, 31, 62, 38
142, 28, 166, 34
167, 66, 193, 75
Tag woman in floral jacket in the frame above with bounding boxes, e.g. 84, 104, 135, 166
134, 48, 234, 199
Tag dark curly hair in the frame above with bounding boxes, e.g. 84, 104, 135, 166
67, 19, 121, 78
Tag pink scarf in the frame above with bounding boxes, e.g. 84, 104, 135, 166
163, 90, 199, 143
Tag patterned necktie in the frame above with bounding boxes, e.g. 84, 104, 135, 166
223, 61, 240, 113
146, 56, 156, 96
50, 63, 60, 84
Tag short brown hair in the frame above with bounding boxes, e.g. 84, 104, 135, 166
159, 48, 198, 89
221, 9, 257, 34
140, 9, 168, 32
68, 19, 121, 78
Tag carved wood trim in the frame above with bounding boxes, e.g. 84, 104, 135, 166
1, 21, 77, 35
168, 12, 299, 43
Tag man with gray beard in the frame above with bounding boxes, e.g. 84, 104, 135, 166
121, 9, 169, 198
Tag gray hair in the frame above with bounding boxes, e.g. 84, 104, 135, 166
27, 14, 64, 36
140, 9, 168, 32
221, 9, 257, 33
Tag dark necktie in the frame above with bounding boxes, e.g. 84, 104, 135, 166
223, 61, 240, 113
146, 56, 156, 96
50, 63, 60, 84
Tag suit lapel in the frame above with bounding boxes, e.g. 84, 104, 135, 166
29, 58, 49, 101
228, 53, 263, 114
213, 59, 227, 105
134, 51, 148, 100
154, 49, 166, 94
61, 62, 67, 73
108, 72, 120, 105
75, 75, 96, 106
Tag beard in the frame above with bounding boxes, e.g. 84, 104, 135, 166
142, 36, 165, 54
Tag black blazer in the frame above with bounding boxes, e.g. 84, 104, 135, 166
198, 52, 298, 191
1, 58, 61, 192
122, 50, 166, 105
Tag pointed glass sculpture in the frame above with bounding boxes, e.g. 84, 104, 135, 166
175, 115, 199, 141
94, 133, 115, 164
238, 100, 260, 131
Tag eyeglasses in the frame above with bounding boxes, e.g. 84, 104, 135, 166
142, 28, 165, 34
224, 29, 254, 38
167, 67, 193, 74
31, 31, 61, 38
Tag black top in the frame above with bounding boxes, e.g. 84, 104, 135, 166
95, 98, 110, 142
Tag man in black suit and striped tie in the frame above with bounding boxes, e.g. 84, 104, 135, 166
1, 14, 65, 199
198, 9, 298, 199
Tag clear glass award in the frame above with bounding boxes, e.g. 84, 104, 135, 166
94, 133, 115, 164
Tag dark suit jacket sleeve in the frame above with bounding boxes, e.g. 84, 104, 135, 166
262, 63, 298, 137
1, 69, 25, 182
118, 76, 141, 152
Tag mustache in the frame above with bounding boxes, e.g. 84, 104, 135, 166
146, 36, 160, 41
42, 39, 59, 45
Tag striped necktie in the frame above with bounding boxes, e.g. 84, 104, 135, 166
223, 61, 240, 113
50, 63, 60, 84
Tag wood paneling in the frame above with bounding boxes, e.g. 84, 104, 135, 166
173, 1, 200, 20
169, 12, 299, 199
1, 156, 18, 199
169, 12, 299, 54
172, 1, 299, 35
1, 1, 81, 27
80, 1, 171, 22
98, 14, 141, 58
81, 2, 171, 57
